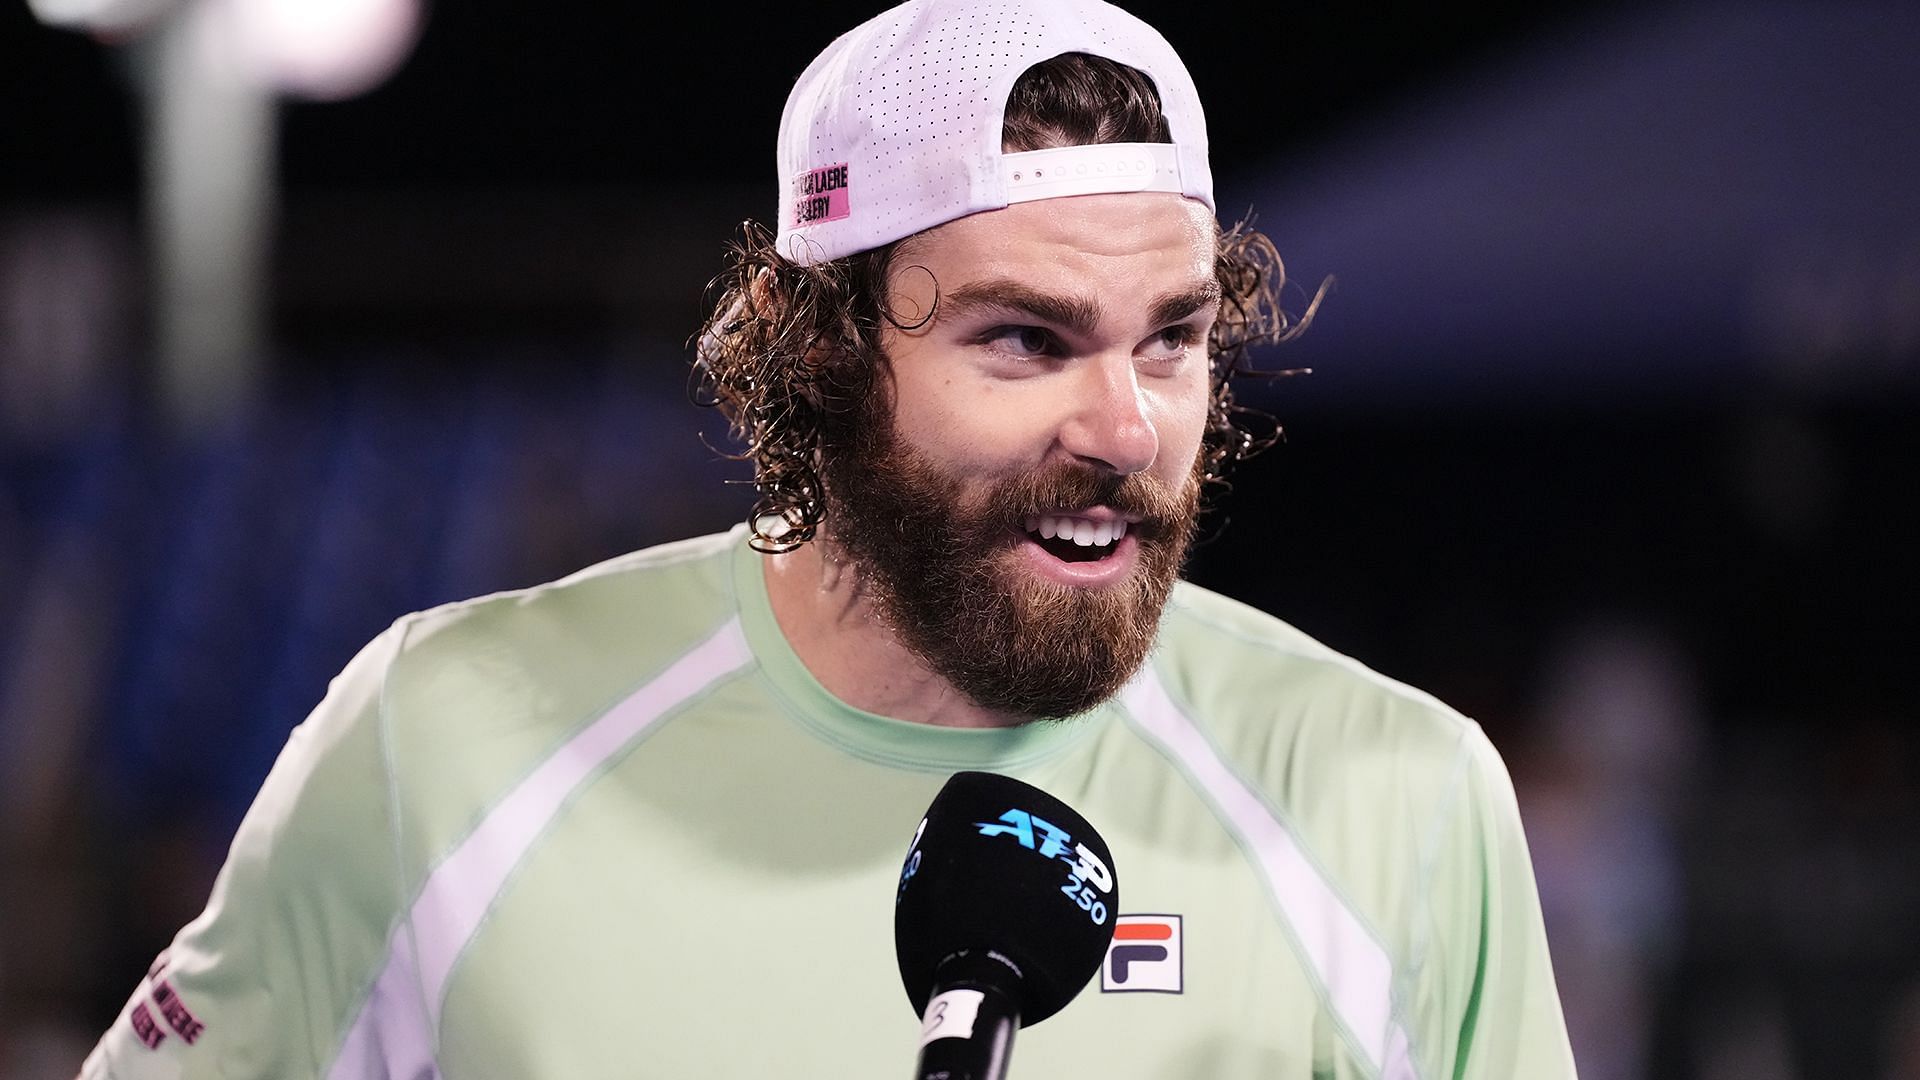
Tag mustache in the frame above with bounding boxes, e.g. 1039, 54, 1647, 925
986, 464, 1192, 534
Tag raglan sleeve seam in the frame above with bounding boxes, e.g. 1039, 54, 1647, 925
1396, 720, 1481, 1078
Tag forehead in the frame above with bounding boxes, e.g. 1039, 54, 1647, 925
888, 193, 1219, 318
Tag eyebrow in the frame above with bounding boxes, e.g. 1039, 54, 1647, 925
937, 279, 1221, 337
1147, 283, 1224, 329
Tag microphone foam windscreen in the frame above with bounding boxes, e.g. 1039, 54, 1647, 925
894, 771, 1119, 1026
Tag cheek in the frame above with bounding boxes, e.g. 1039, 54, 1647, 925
1150, 371, 1212, 472
888, 367, 1035, 468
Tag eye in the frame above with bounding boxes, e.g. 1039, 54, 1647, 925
982, 325, 1060, 358
1142, 324, 1201, 360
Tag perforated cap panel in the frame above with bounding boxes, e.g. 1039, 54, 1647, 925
774, 0, 1214, 265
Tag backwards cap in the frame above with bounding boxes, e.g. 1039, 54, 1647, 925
774, 0, 1215, 265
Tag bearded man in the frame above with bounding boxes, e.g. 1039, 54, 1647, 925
82, 2, 1575, 1078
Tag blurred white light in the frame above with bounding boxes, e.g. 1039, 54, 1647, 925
226, 0, 422, 101
26, 0, 179, 33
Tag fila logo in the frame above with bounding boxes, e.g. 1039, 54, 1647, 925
1101, 914, 1182, 993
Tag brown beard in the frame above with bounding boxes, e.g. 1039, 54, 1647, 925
821, 404, 1201, 721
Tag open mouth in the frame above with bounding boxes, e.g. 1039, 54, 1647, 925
1022, 513, 1129, 563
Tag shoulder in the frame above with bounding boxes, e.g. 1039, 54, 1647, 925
251, 528, 749, 844
351, 530, 752, 861
378, 525, 749, 702
393, 529, 741, 659
372, 529, 744, 711
80, 532, 756, 1080
1140, 581, 1492, 888
1153, 580, 1476, 775
1136, 584, 1570, 1077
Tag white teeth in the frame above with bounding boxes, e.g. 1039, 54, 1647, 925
1027, 514, 1130, 548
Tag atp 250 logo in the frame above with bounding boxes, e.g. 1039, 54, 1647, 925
975, 808, 1114, 925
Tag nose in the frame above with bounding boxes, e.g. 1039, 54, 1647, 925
1057, 356, 1159, 476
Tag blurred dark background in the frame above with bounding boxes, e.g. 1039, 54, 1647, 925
2, 1, 1916, 1077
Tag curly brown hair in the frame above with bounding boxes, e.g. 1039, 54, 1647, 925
692, 54, 1321, 554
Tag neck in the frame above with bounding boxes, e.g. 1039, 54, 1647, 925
760, 530, 1029, 729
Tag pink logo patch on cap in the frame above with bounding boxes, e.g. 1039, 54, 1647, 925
792, 163, 851, 228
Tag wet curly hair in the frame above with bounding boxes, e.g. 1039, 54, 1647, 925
692, 53, 1321, 554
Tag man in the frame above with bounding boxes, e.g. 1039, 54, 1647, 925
83, 1, 1576, 1077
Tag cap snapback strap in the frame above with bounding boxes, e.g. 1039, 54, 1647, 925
1001, 143, 1186, 205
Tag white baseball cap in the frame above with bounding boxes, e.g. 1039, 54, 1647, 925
774, 0, 1215, 265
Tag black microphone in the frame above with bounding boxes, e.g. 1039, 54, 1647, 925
894, 771, 1119, 1080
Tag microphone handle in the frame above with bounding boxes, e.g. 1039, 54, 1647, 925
912, 953, 1023, 1080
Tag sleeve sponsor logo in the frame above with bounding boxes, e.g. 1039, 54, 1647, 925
122, 950, 209, 1051
1101, 914, 1183, 993
152, 979, 207, 1044
790, 163, 851, 227
129, 1002, 166, 1049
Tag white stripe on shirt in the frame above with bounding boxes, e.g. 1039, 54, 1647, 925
1121, 667, 1418, 1080
328, 617, 755, 1080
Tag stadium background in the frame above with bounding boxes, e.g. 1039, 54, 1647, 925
2, 1, 1916, 1076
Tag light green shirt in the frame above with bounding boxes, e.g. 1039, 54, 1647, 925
83, 527, 1574, 1079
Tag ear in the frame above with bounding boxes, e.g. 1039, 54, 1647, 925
746, 265, 777, 312
697, 266, 785, 371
